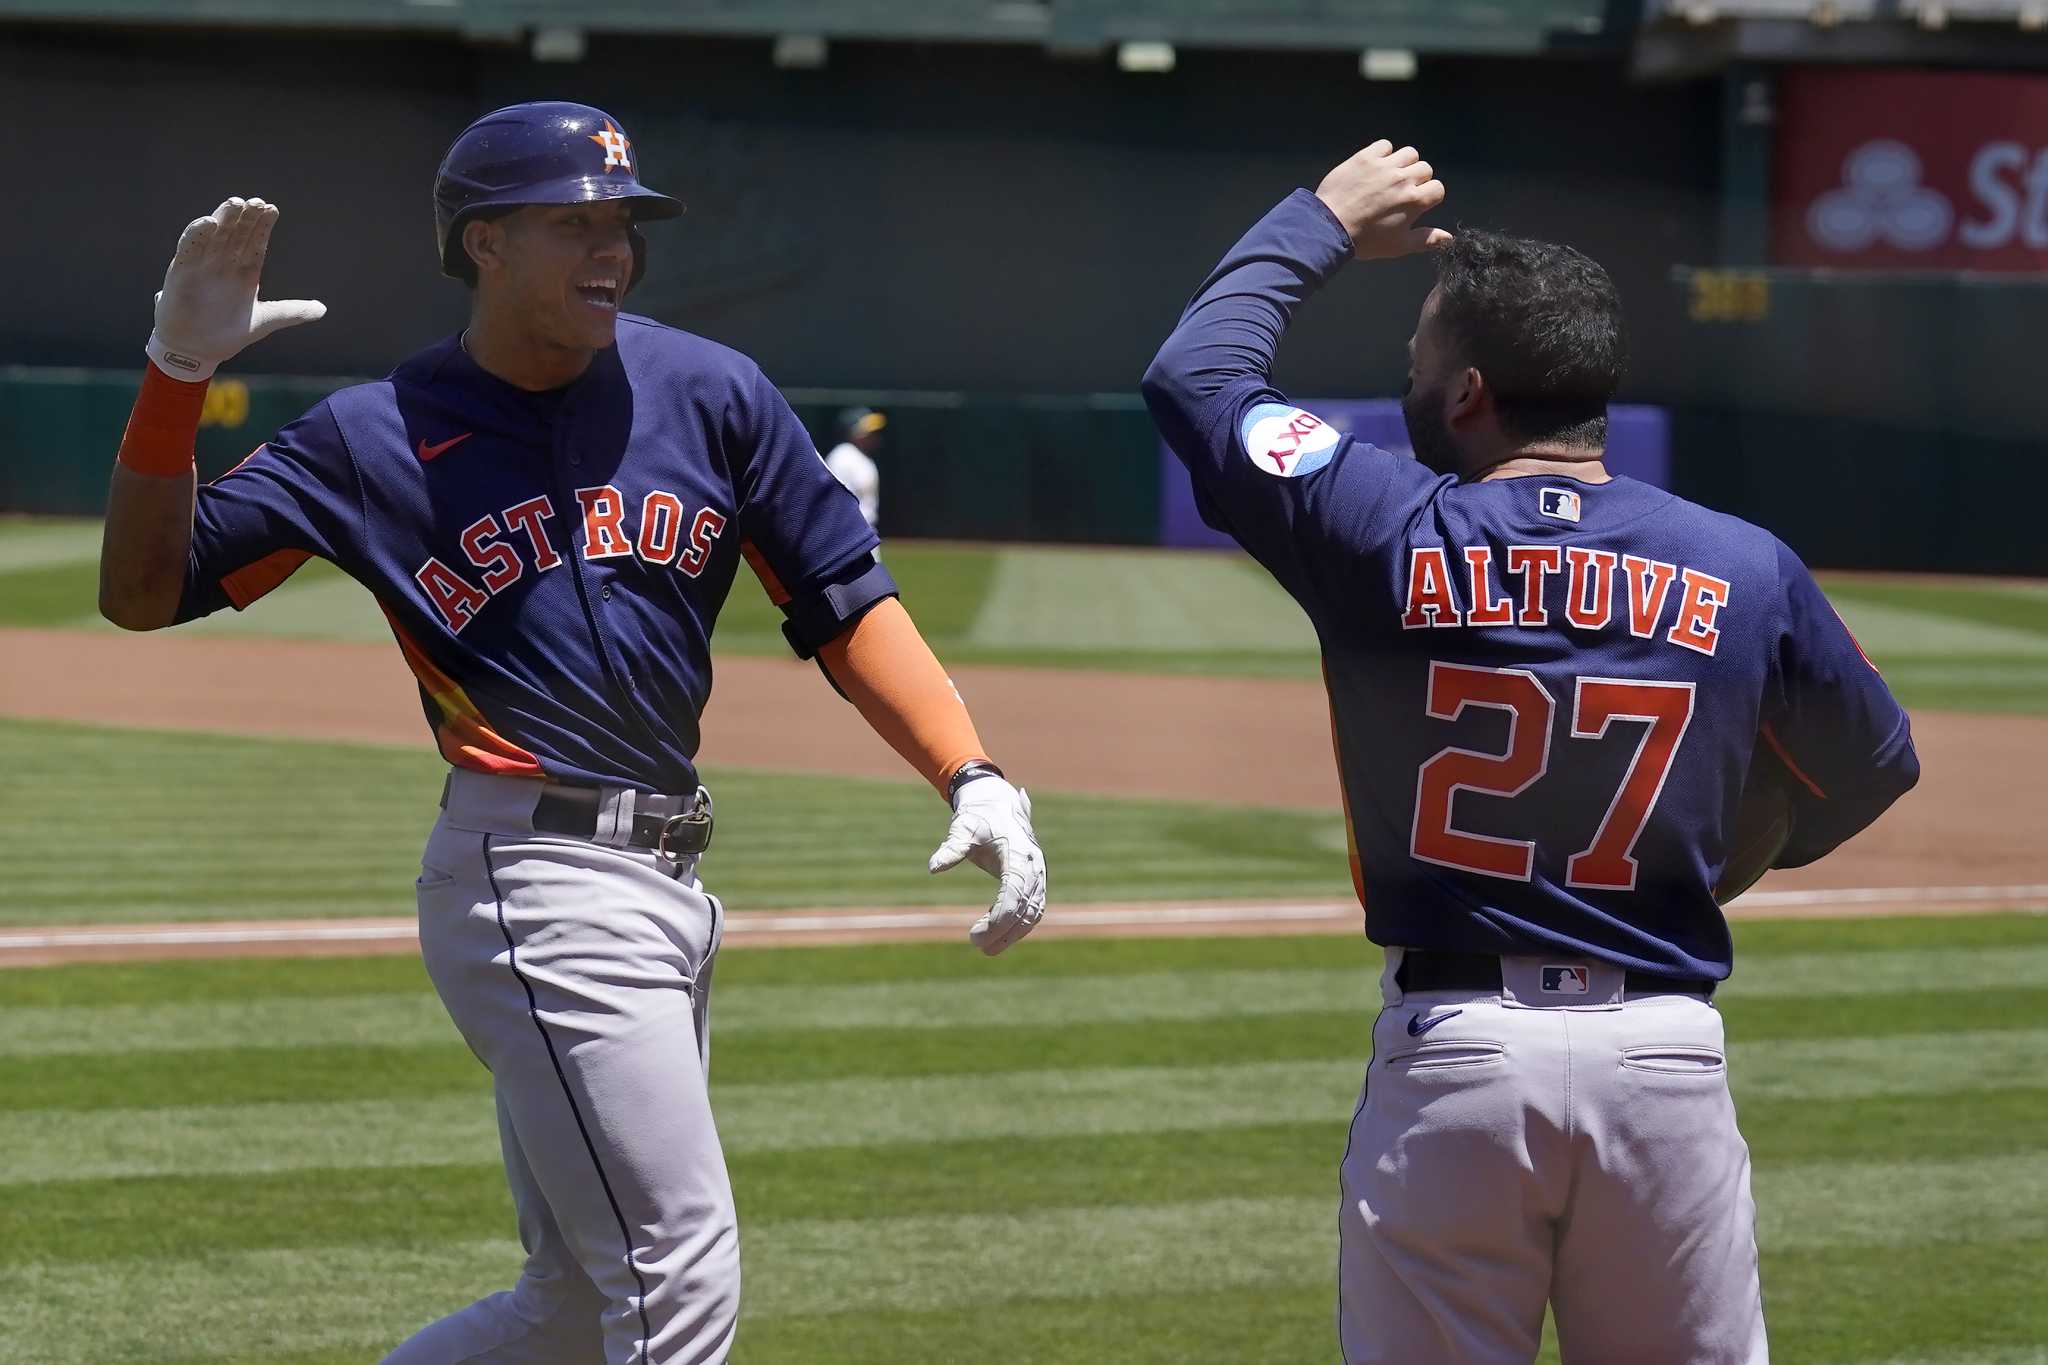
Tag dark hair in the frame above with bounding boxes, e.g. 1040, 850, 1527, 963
453, 204, 523, 287
1432, 229, 1627, 449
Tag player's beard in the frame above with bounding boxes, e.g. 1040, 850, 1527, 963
1401, 381, 1460, 477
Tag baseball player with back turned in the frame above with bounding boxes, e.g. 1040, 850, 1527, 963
823, 406, 885, 532
1143, 140, 1918, 1363
97, 102, 1047, 1364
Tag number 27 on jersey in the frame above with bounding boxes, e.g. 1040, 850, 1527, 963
1411, 661, 1694, 892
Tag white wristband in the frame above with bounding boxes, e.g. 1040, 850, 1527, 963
144, 332, 219, 383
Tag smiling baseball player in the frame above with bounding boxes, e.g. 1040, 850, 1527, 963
98, 101, 1046, 1365
1143, 140, 1919, 1362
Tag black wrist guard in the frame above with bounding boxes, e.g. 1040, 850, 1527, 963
946, 759, 1006, 807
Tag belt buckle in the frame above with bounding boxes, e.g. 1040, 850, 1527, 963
656, 806, 712, 862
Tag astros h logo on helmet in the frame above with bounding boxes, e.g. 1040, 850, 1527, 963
590, 119, 632, 172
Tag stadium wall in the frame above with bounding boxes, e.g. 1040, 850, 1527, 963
6, 24, 2043, 572
0, 25, 1717, 396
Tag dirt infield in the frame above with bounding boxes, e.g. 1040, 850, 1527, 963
3, 624, 2044, 967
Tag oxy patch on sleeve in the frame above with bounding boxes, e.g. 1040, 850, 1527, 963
1239, 403, 1340, 478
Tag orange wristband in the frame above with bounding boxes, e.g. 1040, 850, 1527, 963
116, 363, 209, 478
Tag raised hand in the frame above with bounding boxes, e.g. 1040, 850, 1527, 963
147, 197, 326, 381
1314, 141, 1451, 261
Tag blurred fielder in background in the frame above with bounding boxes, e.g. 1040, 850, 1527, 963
823, 406, 886, 534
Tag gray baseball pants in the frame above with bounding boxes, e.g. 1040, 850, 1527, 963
1339, 948, 1768, 1364
382, 769, 737, 1365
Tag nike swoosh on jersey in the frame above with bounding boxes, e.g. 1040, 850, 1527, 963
417, 432, 474, 462
1406, 1008, 1463, 1037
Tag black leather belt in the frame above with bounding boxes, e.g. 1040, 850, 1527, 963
1397, 949, 1713, 999
532, 785, 713, 860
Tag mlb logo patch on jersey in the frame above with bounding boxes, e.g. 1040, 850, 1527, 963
1540, 965, 1591, 995
1240, 403, 1339, 479
1539, 488, 1582, 523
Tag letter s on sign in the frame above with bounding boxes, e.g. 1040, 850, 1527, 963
2024, 148, 2048, 250
1959, 141, 2025, 250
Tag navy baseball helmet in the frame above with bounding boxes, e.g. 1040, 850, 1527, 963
433, 101, 684, 288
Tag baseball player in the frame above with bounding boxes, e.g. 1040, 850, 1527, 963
97, 102, 1047, 1365
823, 406, 885, 532
1143, 140, 1918, 1363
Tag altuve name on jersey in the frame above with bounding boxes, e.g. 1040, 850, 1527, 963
1400, 545, 1729, 656
413, 484, 729, 633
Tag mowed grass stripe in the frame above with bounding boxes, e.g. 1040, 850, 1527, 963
10, 1031, 2047, 1182
0, 971, 1374, 1059
1742, 1088, 2048, 1166
0, 1008, 1374, 1110
1760, 1153, 2048, 1252
0, 1240, 528, 1365
1828, 596, 2048, 659
2, 1124, 1341, 1266
1759, 1239, 2048, 1364
12, 1087, 2048, 1269
732, 1283, 1339, 1365
0, 1042, 491, 1112
745, 1239, 2048, 1365
0, 1207, 1329, 1362
0, 718, 1348, 926
0, 516, 100, 573
1724, 944, 2048, 997
0, 992, 464, 1058
12, 986, 2046, 1111
8, 914, 2042, 1009
0, 1063, 1354, 1182
1856, 1352, 2048, 1365
19, 986, 2048, 1113
1731, 1028, 2048, 1101
4, 1180, 2043, 1362
11, 944, 2044, 1060
0, 936, 1379, 1009
0, 954, 442, 1008
966, 544, 1314, 653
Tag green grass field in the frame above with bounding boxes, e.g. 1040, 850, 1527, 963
0, 717, 1349, 927
3, 916, 2046, 1363
6, 520, 2046, 1364
9, 518, 2045, 706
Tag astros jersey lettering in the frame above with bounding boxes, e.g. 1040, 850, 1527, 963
176, 314, 891, 792
1145, 190, 1918, 979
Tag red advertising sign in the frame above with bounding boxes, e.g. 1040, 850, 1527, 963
1774, 67, 2048, 272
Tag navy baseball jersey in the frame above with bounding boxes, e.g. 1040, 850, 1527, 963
175, 313, 891, 794
1143, 190, 1919, 978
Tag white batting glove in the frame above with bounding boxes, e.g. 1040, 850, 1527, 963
929, 776, 1047, 956
146, 197, 326, 381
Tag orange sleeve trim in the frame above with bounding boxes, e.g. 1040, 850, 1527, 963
221, 548, 313, 610
382, 606, 547, 778
742, 539, 791, 607
1760, 722, 1828, 801
117, 363, 209, 478
816, 597, 988, 794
